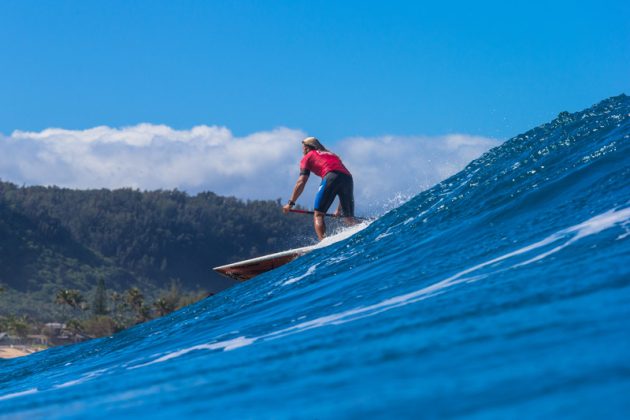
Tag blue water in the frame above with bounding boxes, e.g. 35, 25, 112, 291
1, 95, 629, 418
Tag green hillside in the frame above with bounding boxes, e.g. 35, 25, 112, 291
0, 181, 318, 322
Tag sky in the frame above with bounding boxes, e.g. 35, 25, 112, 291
0, 1, 628, 213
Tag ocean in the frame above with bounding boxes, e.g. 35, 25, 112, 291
1, 95, 629, 418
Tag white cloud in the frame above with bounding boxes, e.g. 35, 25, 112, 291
336, 134, 501, 213
0, 124, 501, 214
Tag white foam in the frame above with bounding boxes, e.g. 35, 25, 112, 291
128, 336, 255, 369
277, 221, 371, 286
283, 264, 318, 286
53, 369, 107, 389
0, 388, 38, 401
375, 232, 393, 241
315, 220, 371, 248
512, 207, 630, 267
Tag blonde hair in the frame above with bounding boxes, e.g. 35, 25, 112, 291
302, 136, 327, 151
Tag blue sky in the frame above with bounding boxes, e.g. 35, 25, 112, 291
0, 1, 628, 210
2, 0, 628, 140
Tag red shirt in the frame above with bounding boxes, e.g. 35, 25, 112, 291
300, 150, 351, 178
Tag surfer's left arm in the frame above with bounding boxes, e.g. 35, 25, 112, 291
283, 174, 309, 213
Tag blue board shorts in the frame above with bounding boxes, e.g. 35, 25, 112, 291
314, 171, 355, 216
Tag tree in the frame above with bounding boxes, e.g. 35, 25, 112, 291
92, 278, 107, 316
6, 316, 29, 339
136, 305, 151, 323
55, 290, 70, 318
65, 319, 85, 343
0, 180, 313, 326
126, 287, 144, 311
110, 291, 127, 324
126, 287, 150, 323
153, 282, 181, 317
153, 298, 176, 317
66, 319, 83, 335
81, 315, 118, 337
55, 289, 86, 318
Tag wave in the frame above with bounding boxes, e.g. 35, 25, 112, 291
1, 95, 629, 418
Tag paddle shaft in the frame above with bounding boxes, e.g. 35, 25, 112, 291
288, 208, 366, 220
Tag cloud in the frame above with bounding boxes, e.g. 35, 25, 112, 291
0, 124, 501, 214
336, 134, 501, 212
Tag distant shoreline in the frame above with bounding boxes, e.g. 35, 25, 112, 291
0, 345, 45, 359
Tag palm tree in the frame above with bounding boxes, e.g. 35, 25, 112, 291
126, 288, 150, 323
110, 291, 127, 325
55, 290, 71, 319
67, 290, 86, 311
65, 319, 84, 342
55, 289, 86, 318
55, 289, 70, 306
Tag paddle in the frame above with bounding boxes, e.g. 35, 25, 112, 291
288, 208, 368, 221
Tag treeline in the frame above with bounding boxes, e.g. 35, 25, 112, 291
0, 281, 207, 342
0, 180, 315, 323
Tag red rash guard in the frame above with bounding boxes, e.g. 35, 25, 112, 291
300, 150, 351, 178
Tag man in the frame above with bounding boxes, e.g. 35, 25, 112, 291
283, 137, 356, 241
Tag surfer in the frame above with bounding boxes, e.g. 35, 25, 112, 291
283, 137, 357, 240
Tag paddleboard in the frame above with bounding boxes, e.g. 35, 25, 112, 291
213, 220, 371, 281
213, 244, 317, 281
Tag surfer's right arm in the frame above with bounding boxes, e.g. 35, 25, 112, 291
283, 174, 309, 213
